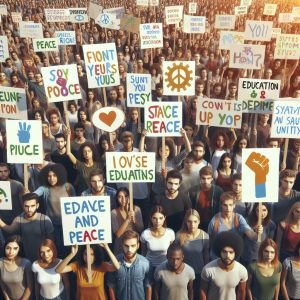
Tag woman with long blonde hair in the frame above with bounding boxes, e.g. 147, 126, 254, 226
176, 209, 209, 300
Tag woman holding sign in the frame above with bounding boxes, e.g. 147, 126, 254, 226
56, 243, 120, 300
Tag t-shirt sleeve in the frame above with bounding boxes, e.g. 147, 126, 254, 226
144, 259, 152, 287
168, 229, 175, 242
277, 262, 282, 273
31, 262, 38, 273
188, 265, 196, 281
140, 230, 147, 244
239, 264, 248, 282
201, 265, 211, 282
237, 215, 252, 234
207, 217, 215, 236
283, 258, 290, 270
154, 265, 162, 282
111, 210, 119, 234
45, 216, 54, 235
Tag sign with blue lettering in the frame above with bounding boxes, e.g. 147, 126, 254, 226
55, 31, 76, 45
60, 196, 112, 245
68, 8, 89, 23
126, 74, 151, 107
0, 181, 12, 210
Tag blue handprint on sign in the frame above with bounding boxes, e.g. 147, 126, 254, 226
17, 122, 31, 143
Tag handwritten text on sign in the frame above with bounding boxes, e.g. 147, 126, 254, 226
19, 22, 43, 39
83, 43, 120, 88
33, 38, 58, 52
144, 102, 182, 137
229, 44, 265, 70
41, 64, 81, 102
60, 196, 111, 245
0, 86, 27, 120
219, 31, 244, 50
106, 152, 155, 182
6, 120, 43, 164
263, 4, 277, 16
183, 15, 206, 33
271, 100, 300, 138
196, 99, 242, 128
215, 15, 235, 29
274, 34, 300, 60
0, 35, 9, 62
127, 74, 151, 107
55, 31, 76, 45
165, 6, 183, 25
245, 20, 273, 41
140, 23, 163, 49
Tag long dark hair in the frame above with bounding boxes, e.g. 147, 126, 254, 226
248, 203, 271, 227
77, 244, 104, 267
39, 163, 68, 187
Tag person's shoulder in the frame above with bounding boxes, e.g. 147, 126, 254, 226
234, 260, 248, 272
32, 261, 41, 272
184, 263, 195, 274
155, 261, 168, 273
137, 254, 150, 265
105, 185, 117, 194
20, 258, 32, 268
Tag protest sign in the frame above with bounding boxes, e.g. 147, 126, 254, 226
88, 2, 103, 20
219, 31, 244, 50
149, 0, 159, 6
33, 38, 58, 52
215, 15, 236, 29
165, 6, 184, 25
6, 120, 43, 164
44, 9, 70, 22
137, 0, 149, 6
11, 12, 22, 23
271, 100, 300, 138
140, 23, 163, 49
229, 44, 265, 70
96, 13, 120, 30
41, 64, 81, 102
196, 99, 242, 129
274, 34, 300, 60
188, 3, 197, 14
183, 15, 206, 33
0, 36, 9, 63
238, 79, 280, 114
263, 4, 277, 16
235, 6, 248, 15
60, 196, 111, 245
83, 43, 120, 88
163, 61, 195, 96
272, 28, 281, 39
0, 86, 28, 119
126, 74, 151, 107
55, 31, 76, 45
103, 7, 125, 19
241, 0, 252, 5
278, 13, 295, 23
19, 22, 43, 39
242, 148, 279, 203
144, 102, 182, 137
120, 15, 141, 34
69, 8, 88, 23
0, 5, 7, 15
245, 21, 273, 41
106, 152, 155, 182
92, 107, 125, 132
292, 7, 300, 22
0, 182, 12, 210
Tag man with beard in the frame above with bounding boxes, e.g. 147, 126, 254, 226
154, 243, 195, 300
154, 170, 192, 232
107, 230, 152, 300
200, 231, 247, 300
190, 141, 211, 175
81, 169, 117, 209
0, 193, 54, 262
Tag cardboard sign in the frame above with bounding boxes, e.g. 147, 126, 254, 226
92, 107, 125, 132
229, 44, 265, 70
271, 100, 300, 138
137, 0, 149, 6
272, 28, 281, 39
188, 3, 197, 14
11, 12, 22, 23
0, 87, 28, 120
149, 0, 159, 6
83, 43, 120, 88
0, 5, 7, 15
241, 0, 252, 5
163, 61, 195, 96
33, 38, 58, 52
144, 102, 182, 137
292, 7, 300, 23
106, 152, 155, 182
238, 79, 280, 114
274, 34, 300, 60
215, 15, 235, 29
96, 13, 120, 30
245, 21, 273, 41
120, 15, 141, 34
44, 9, 70, 22
242, 148, 279, 202
165, 6, 184, 25
278, 13, 295, 23
60, 196, 111, 245
219, 31, 244, 50
19, 22, 43, 39
140, 23, 163, 49
69, 8, 89, 23
0, 182, 12, 210
263, 4, 277, 16
6, 120, 43, 164
234, 6, 248, 15
183, 15, 206, 33
55, 31, 76, 45
0, 36, 9, 63
41, 64, 81, 103
126, 74, 152, 107
88, 2, 103, 20
103, 7, 125, 19
196, 99, 242, 129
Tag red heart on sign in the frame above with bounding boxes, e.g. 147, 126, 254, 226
99, 111, 117, 127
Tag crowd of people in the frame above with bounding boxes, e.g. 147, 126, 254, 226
0, 0, 300, 299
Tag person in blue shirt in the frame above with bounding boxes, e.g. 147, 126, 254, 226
107, 230, 152, 300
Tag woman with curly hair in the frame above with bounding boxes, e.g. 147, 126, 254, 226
46, 108, 66, 138
77, 107, 94, 142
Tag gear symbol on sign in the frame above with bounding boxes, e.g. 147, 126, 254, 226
165, 62, 193, 92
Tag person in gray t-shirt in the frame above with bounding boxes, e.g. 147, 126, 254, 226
154, 243, 195, 300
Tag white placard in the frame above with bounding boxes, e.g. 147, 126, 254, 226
0, 182, 12, 210
274, 34, 300, 60
44, 9, 70, 22
235, 6, 248, 15
33, 38, 58, 52
241, 0, 252, 6
278, 13, 295, 23
215, 15, 236, 29
11, 12, 22, 23
55, 31, 76, 45
165, 5, 184, 25
68, 8, 89, 23
0, 36, 9, 62
263, 4, 277, 16
0, 5, 7, 15
188, 3, 197, 14
19, 22, 43, 39
103, 7, 125, 19
95, 13, 120, 30
137, 0, 149, 6
219, 31, 244, 50
140, 23, 163, 49
88, 2, 103, 20
183, 15, 206, 33
272, 28, 281, 39
245, 20, 273, 41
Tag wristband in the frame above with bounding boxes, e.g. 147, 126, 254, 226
255, 183, 266, 198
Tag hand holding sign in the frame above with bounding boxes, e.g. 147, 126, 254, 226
245, 152, 269, 198
18, 122, 31, 143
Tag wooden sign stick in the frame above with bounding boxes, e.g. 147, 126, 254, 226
161, 136, 166, 170
86, 245, 92, 283
282, 138, 289, 167
257, 202, 262, 242
128, 182, 133, 211
23, 164, 29, 191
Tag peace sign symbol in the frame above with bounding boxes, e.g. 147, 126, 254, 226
101, 14, 110, 25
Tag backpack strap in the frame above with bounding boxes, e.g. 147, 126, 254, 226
213, 213, 220, 234
234, 213, 239, 230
